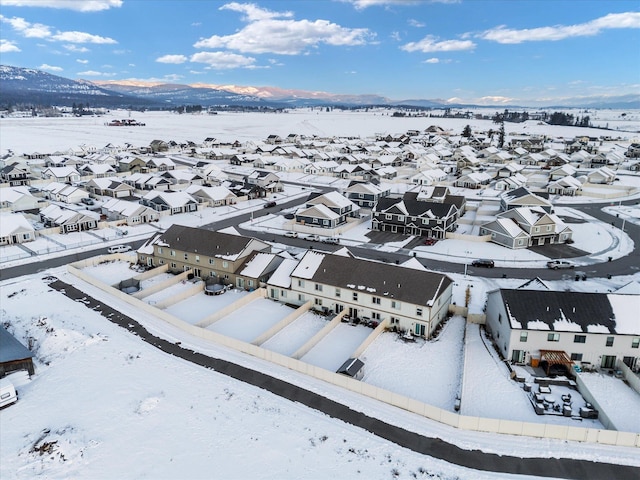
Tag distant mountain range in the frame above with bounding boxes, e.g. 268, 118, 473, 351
1, 65, 638, 110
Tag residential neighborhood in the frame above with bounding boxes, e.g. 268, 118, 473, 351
1, 109, 639, 479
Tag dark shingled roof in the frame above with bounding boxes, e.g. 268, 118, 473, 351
307, 254, 452, 307
157, 224, 268, 258
0, 325, 34, 363
500, 289, 616, 333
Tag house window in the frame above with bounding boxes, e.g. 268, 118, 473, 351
632, 338, 639, 349
606, 336, 614, 347
298, 279, 305, 288
416, 308, 423, 317
574, 335, 586, 343
335, 288, 341, 298
520, 332, 528, 342
372, 297, 380, 305
570, 353, 583, 361
353, 292, 358, 301
548, 333, 560, 342
315, 284, 323, 292
170, 250, 176, 257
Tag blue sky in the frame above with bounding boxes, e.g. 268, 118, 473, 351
1, 0, 639, 104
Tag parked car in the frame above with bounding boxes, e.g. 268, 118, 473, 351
547, 260, 575, 269
284, 231, 298, 238
306, 234, 321, 242
263, 201, 277, 209
107, 244, 132, 254
322, 237, 340, 245
471, 259, 494, 268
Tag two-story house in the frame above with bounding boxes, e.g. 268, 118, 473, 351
267, 250, 453, 339
138, 225, 271, 288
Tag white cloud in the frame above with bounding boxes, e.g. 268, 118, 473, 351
52, 31, 117, 44
194, 3, 373, 55
0, 15, 51, 38
481, 12, 640, 44
1, 15, 117, 44
64, 44, 89, 53
401, 35, 475, 52
38, 63, 63, 71
1, 0, 122, 12
0, 39, 21, 53
190, 51, 256, 69
156, 54, 188, 64
345, 0, 458, 9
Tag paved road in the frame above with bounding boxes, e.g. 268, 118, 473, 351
47, 277, 639, 480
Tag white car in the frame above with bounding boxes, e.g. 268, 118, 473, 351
284, 231, 298, 238
546, 260, 575, 269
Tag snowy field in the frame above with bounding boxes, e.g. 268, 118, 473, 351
207, 298, 294, 343
1, 109, 638, 156
361, 316, 465, 411
301, 323, 373, 372
164, 289, 250, 325
260, 311, 329, 356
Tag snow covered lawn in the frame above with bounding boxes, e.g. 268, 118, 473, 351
0, 244, 30, 262
361, 316, 465, 411
301, 323, 373, 372
142, 278, 202, 305
260, 310, 329, 356
207, 298, 293, 343
578, 372, 640, 433
80, 258, 138, 285
164, 289, 250, 325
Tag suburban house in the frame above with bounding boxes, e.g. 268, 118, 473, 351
140, 191, 198, 214
0, 212, 35, 245
0, 162, 31, 186
0, 186, 42, 212
41, 166, 81, 184
372, 191, 460, 239
480, 207, 572, 248
295, 191, 359, 229
485, 289, 640, 372
39, 204, 99, 233
267, 250, 453, 339
184, 185, 237, 207
343, 181, 391, 208
100, 198, 159, 225
85, 177, 136, 198
137, 225, 271, 288
499, 187, 553, 213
